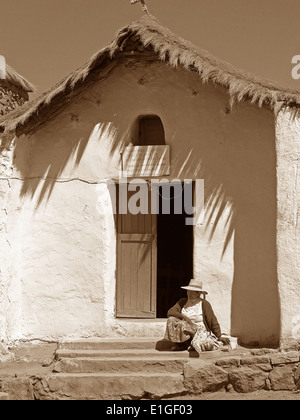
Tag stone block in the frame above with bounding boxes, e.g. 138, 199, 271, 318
52, 361, 62, 373
265, 378, 272, 391
250, 349, 278, 356
37, 373, 186, 400
0, 378, 34, 400
240, 356, 272, 372
241, 356, 271, 365
215, 357, 241, 368
228, 367, 269, 393
270, 351, 299, 366
294, 365, 300, 389
184, 360, 228, 393
269, 364, 297, 391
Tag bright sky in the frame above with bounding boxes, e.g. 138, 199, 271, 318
1, 0, 300, 97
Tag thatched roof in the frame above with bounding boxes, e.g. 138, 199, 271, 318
1, 63, 34, 93
1, 14, 299, 134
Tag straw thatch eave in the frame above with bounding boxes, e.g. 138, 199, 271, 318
2, 64, 35, 93
1, 14, 300, 135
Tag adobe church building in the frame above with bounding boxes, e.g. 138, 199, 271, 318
0, 15, 299, 349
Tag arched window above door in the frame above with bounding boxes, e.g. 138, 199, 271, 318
123, 115, 170, 178
137, 115, 165, 146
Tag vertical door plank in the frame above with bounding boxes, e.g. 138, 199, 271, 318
116, 184, 157, 318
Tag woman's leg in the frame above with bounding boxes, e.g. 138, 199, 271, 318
164, 317, 196, 350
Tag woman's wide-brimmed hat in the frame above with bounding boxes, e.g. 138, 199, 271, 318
181, 279, 208, 294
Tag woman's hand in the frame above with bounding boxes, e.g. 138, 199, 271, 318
181, 314, 194, 325
218, 336, 230, 345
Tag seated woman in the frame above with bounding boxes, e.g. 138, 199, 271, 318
164, 279, 230, 352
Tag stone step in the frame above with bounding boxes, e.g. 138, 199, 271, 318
40, 372, 186, 400
57, 338, 166, 351
54, 356, 187, 374
55, 348, 192, 360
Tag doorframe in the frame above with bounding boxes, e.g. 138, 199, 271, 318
114, 180, 196, 319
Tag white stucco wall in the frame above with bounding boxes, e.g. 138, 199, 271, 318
0, 59, 280, 346
0, 135, 22, 342
275, 107, 300, 349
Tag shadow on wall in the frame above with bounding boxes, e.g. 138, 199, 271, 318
118, 109, 279, 348
12, 101, 280, 348
190, 111, 279, 348
177, 107, 279, 348
13, 117, 129, 208
108, 107, 280, 347
13, 134, 87, 208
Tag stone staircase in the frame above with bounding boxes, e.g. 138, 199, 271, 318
40, 338, 191, 400
23, 340, 300, 399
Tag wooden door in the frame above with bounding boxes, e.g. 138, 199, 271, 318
116, 187, 157, 318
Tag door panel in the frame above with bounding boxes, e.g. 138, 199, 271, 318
117, 187, 157, 318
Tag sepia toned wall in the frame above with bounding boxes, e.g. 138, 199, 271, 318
0, 80, 31, 342
0, 59, 283, 346
275, 108, 300, 349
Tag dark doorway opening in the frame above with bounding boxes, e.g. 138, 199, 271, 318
156, 183, 194, 318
